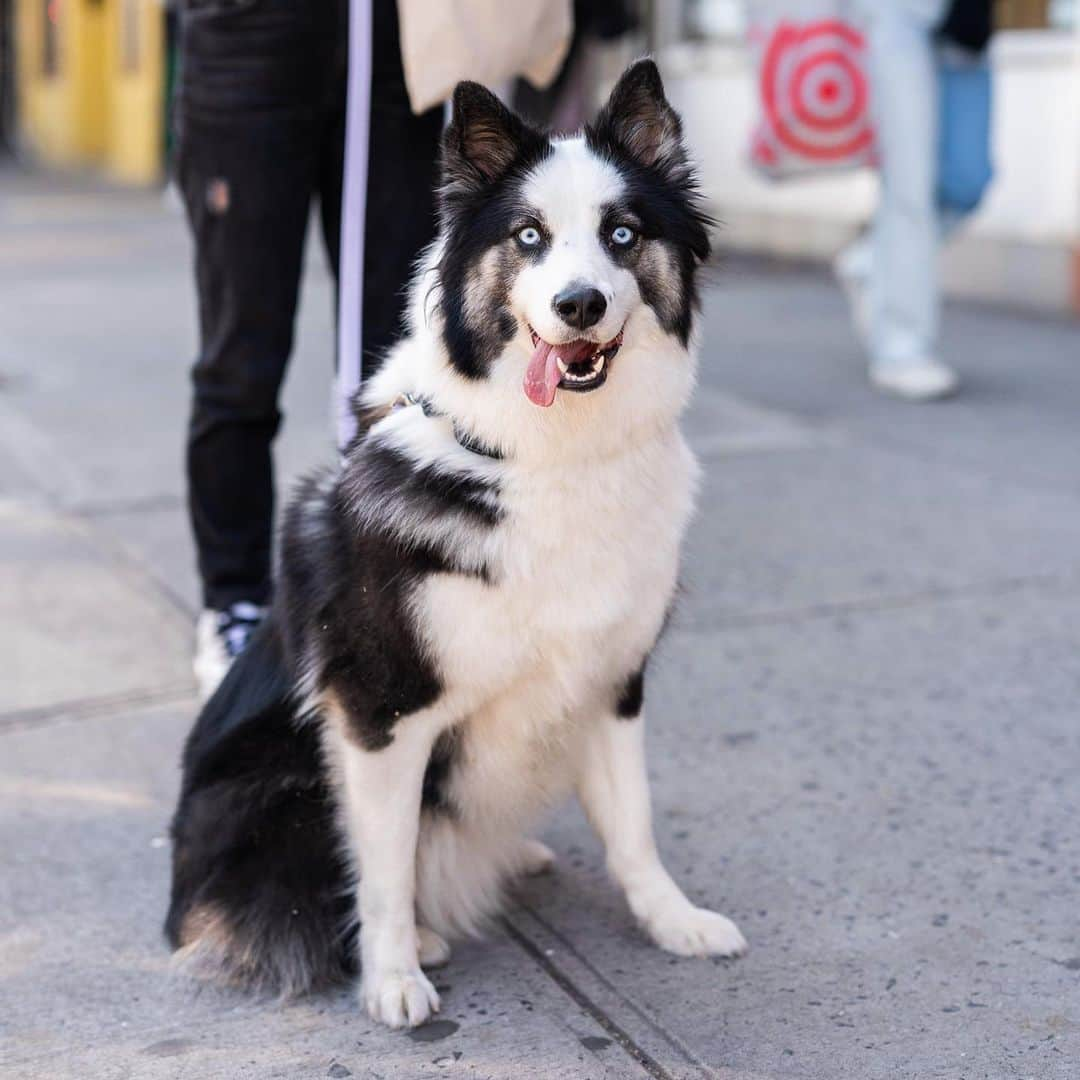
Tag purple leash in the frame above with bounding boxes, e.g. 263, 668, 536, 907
336, 0, 372, 450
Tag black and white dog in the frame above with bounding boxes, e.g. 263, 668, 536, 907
166, 60, 746, 1029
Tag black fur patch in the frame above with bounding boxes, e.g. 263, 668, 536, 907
166, 623, 356, 995
437, 82, 552, 378
615, 662, 646, 719
363, 440, 502, 530
421, 729, 460, 814
586, 61, 712, 346
280, 445, 498, 752
589, 59, 685, 171
452, 422, 504, 460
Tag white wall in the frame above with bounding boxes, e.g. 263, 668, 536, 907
976, 32, 1080, 243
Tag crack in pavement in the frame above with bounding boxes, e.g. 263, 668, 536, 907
0, 683, 196, 734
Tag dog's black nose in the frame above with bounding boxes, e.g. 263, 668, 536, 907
553, 285, 607, 330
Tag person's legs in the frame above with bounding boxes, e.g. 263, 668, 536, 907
863, 3, 956, 397
318, 104, 346, 286
315, 0, 349, 286
180, 107, 312, 614
179, 2, 343, 616
178, 2, 342, 695
355, 0, 444, 376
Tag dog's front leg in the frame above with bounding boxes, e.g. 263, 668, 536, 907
577, 708, 748, 958
336, 711, 442, 1028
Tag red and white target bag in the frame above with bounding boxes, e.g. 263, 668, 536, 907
747, 1, 875, 178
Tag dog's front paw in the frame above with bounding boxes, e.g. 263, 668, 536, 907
362, 967, 440, 1029
645, 902, 747, 958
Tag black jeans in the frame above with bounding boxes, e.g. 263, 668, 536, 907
176, 0, 443, 610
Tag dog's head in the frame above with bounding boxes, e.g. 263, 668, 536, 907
421, 60, 710, 455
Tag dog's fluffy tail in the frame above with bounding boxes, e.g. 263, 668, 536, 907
165, 619, 354, 997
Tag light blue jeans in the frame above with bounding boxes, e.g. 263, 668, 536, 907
846, 0, 952, 369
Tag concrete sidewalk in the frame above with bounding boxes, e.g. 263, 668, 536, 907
1, 170, 1078, 1079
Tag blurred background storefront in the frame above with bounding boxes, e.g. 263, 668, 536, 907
1, 0, 1077, 312
2, 0, 168, 184
650, 0, 1080, 313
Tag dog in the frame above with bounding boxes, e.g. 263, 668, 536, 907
166, 59, 747, 1030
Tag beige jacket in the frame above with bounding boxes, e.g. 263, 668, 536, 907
396, 0, 574, 114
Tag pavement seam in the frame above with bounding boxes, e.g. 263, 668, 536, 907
0, 683, 196, 734
500, 914, 684, 1080
512, 904, 726, 1079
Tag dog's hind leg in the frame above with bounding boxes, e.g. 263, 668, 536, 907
516, 838, 556, 877
417, 926, 451, 968
576, 706, 748, 959
328, 707, 445, 1028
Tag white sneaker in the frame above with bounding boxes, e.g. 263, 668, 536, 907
193, 601, 267, 702
869, 360, 959, 402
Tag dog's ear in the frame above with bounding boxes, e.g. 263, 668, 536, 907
442, 82, 545, 194
589, 59, 685, 171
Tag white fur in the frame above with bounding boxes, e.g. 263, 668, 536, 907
352, 406, 503, 575
341, 135, 743, 1027
324, 705, 444, 1028
578, 711, 747, 957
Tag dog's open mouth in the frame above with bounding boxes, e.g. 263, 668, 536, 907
524, 326, 624, 408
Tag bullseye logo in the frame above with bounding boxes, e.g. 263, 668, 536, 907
751, 19, 874, 173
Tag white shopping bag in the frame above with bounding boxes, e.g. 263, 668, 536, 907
746, 1, 875, 178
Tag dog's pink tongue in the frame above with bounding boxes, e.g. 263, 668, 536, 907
523, 339, 561, 408
524, 338, 595, 407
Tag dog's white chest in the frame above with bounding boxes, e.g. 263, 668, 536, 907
417, 433, 696, 718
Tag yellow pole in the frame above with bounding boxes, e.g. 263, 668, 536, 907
15, 0, 107, 168
14, 0, 163, 183
105, 0, 165, 185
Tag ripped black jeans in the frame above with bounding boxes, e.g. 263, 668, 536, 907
176, 0, 443, 610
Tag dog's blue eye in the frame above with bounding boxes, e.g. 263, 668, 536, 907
517, 227, 541, 247
611, 226, 635, 246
